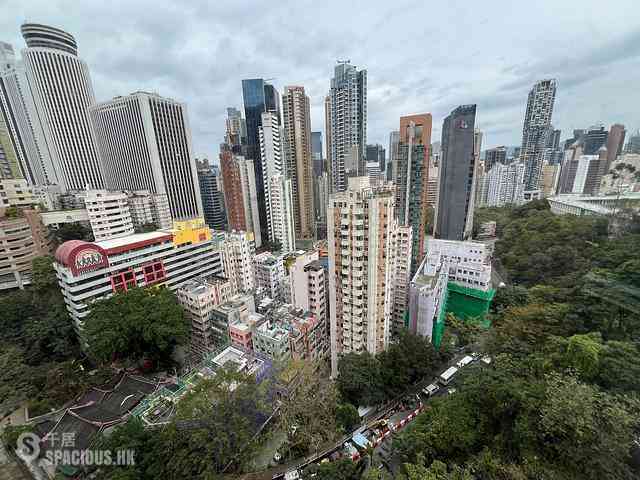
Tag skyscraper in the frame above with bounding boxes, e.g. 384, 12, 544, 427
327, 177, 395, 377
90, 91, 203, 220
327, 62, 367, 192
224, 107, 246, 152
394, 114, 432, 273
19, 24, 104, 190
324, 95, 332, 188
311, 131, 323, 176
242, 79, 280, 236
0, 41, 53, 185
582, 125, 608, 155
220, 149, 262, 248
282, 86, 314, 240
521, 79, 556, 197
625, 130, 640, 154
268, 174, 296, 253
259, 111, 284, 244
434, 105, 477, 241
197, 159, 226, 230
366, 144, 386, 173
388, 130, 400, 182
484, 146, 507, 172
1, 25, 104, 190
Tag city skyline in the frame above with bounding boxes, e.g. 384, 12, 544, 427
2, 1, 639, 161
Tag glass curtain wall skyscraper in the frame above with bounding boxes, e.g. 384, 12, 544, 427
242, 79, 280, 236
434, 105, 477, 241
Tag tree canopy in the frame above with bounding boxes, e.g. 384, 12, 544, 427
83, 286, 188, 364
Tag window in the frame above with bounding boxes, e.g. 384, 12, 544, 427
143, 260, 166, 284
111, 269, 137, 293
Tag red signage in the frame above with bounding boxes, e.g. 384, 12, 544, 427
74, 248, 107, 273
55, 240, 109, 276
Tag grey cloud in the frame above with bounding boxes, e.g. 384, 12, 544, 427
1, 0, 639, 158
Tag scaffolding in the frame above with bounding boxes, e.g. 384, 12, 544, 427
445, 282, 495, 327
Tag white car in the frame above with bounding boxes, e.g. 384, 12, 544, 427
481, 355, 492, 365
422, 383, 440, 396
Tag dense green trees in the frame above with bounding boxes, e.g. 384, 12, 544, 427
278, 364, 341, 456
83, 287, 188, 364
99, 370, 271, 478
0, 256, 84, 415
337, 331, 439, 407
391, 206, 640, 479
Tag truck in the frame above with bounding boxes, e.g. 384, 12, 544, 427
456, 355, 474, 368
438, 366, 458, 385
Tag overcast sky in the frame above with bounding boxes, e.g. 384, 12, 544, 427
3, 0, 640, 162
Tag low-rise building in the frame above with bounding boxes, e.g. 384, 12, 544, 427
408, 252, 449, 345
53, 218, 224, 331
210, 293, 256, 346
409, 239, 495, 346
548, 192, 640, 216
228, 312, 264, 351
252, 303, 327, 363
254, 251, 285, 299
177, 276, 234, 358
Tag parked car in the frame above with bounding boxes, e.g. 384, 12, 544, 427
422, 383, 440, 396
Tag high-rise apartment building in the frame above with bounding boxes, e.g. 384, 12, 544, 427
327, 62, 367, 192
314, 171, 330, 237
484, 146, 507, 172
287, 250, 327, 329
434, 105, 477, 241
196, 160, 226, 231
389, 225, 412, 337
282, 86, 314, 240
521, 79, 556, 197
218, 230, 256, 294
311, 131, 323, 176
220, 149, 262, 247
394, 114, 431, 273
242, 79, 280, 236
90, 91, 202, 220
477, 162, 525, 207
254, 251, 286, 299
1, 24, 104, 190
259, 110, 284, 244
268, 174, 296, 253
327, 177, 395, 377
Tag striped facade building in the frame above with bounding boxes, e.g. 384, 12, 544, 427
1, 24, 104, 190
54, 219, 224, 330
89, 91, 202, 220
